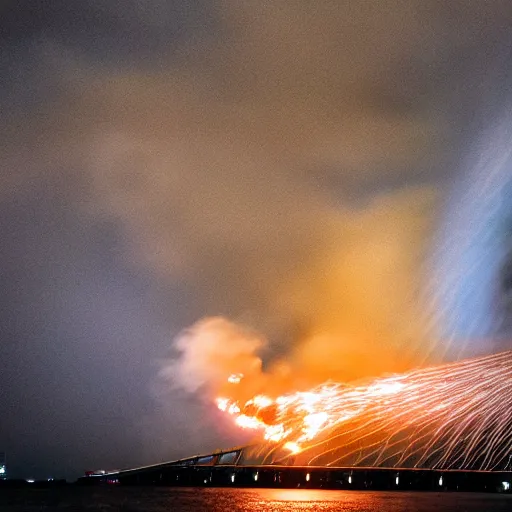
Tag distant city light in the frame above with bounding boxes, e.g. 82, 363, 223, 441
26, 479, 35, 483
503, 481, 510, 491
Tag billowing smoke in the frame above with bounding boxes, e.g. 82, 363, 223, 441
161, 186, 438, 402
162, 317, 265, 396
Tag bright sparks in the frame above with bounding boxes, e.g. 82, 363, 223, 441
228, 373, 244, 384
284, 442, 302, 454
217, 351, 512, 470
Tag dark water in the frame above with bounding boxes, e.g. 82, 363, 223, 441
1, 487, 511, 511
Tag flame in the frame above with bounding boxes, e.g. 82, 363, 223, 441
228, 373, 244, 384
216, 375, 407, 454
283, 442, 301, 454
216, 397, 229, 412
235, 414, 265, 430
216, 351, 512, 469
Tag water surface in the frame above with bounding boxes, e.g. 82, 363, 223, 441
1, 487, 511, 511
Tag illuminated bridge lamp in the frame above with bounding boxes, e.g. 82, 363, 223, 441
439, 476, 443, 486
254, 471, 258, 482
503, 481, 510, 491
231, 473, 235, 483
306, 473, 310, 482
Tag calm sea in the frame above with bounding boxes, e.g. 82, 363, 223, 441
1, 487, 511, 511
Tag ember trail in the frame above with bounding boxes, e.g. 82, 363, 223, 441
80, 352, 512, 492
217, 351, 512, 470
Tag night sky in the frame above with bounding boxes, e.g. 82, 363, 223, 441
1, 1, 512, 480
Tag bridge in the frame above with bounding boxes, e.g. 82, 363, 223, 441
77, 446, 512, 492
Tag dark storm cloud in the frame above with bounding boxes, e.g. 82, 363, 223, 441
0, 0, 215, 59
2, 1, 512, 479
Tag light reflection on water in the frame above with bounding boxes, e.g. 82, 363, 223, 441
200, 488, 512, 512
1, 487, 512, 511
261, 489, 349, 501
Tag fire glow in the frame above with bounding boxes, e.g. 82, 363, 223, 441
217, 351, 512, 469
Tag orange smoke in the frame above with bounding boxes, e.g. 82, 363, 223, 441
160, 317, 266, 400
160, 190, 442, 453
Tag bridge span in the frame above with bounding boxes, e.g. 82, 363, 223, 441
78, 447, 512, 493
